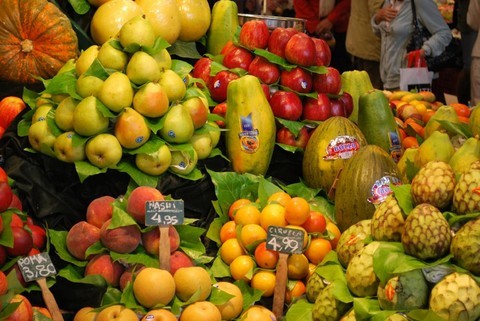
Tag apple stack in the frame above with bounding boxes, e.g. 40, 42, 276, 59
191, 19, 354, 151
22, 14, 221, 184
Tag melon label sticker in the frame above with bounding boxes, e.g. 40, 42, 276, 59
239, 113, 259, 153
18, 252, 56, 282
367, 175, 402, 204
266, 226, 305, 254
145, 200, 184, 226
323, 135, 361, 160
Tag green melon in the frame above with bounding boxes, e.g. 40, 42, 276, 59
334, 144, 401, 232
302, 116, 367, 199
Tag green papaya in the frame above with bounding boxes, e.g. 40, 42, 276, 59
224, 75, 275, 175
469, 105, 480, 137
341, 70, 374, 124
206, 0, 239, 55
357, 89, 403, 162
424, 105, 460, 138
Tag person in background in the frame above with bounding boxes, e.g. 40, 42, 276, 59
372, 0, 452, 91
294, 0, 352, 72
346, 0, 384, 89
467, 0, 480, 106
454, 0, 477, 105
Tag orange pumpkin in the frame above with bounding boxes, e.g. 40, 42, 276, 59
0, 0, 79, 84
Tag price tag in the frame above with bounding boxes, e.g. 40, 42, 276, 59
266, 226, 305, 254
145, 200, 184, 226
17, 252, 56, 282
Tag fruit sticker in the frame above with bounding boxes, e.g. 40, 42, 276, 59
388, 131, 403, 163
323, 135, 361, 160
239, 113, 259, 153
367, 176, 401, 204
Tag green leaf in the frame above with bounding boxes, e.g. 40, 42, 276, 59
309, 195, 335, 223
276, 118, 308, 136
236, 279, 263, 309
176, 225, 207, 260
110, 205, 138, 228
257, 178, 283, 208
0, 300, 21, 320
436, 119, 472, 138
391, 184, 413, 216
57, 264, 107, 287
353, 297, 394, 321
171, 59, 194, 80
110, 247, 160, 268
84, 241, 107, 259
22, 87, 41, 109
284, 299, 313, 321
48, 229, 88, 267
42, 70, 81, 100
66, 0, 91, 15
168, 41, 202, 60
210, 256, 231, 278
144, 113, 165, 134
101, 287, 123, 307
117, 160, 159, 187
282, 180, 321, 200
208, 286, 235, 305
83, 59, 110, 81
74, 161, 109, 183
0, 212, 14, 248
206, 216, 225, 246
143, 37, 171, 56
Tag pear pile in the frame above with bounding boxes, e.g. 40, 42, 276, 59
24, 15, 220, 181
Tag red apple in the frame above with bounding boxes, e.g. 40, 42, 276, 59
0, 182, 13, 212
313, 67, 342, 94
284, 33, 316, 67
302, 93, 331, 121
28, 224, 47, 250
208, 70, 239, 102
338, 91, 354, 118
269, 90, 303, 121
329, 97, 346, 117
7, 226, 33, 257
280, 67, 313, 93
239, 20, 270, 50
223, 45, 254, 71
211, 102, 227, 127
312, 37, 332, 66
247, 56, 280, 85
0, 96, 27, 129
276, 126, 311, 149
10, 213, 24, 228
191, 57, 213, 89
0, 167, 8, 183
261, 84, 271, 101
268, 27, 299, 59
220, 40, 236, 55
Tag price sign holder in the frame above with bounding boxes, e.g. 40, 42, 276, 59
266, 226, 305, 319
17, 252, 64, 321
145, 200, 185, 272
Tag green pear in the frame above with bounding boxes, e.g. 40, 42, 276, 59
97, 71, 134, 113
159, 104, 194, 143
424, 105, 460, 139
114, 107, 151, 149
169, 149, 198, 175
75, 45, 100, 76
126, 51, 161, 85
72, 96, 110, 137
135, 144, 172, 176
97, 40, 128, 71
28, 120, 56, 153
85, 133, 123, 168
32, 104, 53, 124
55, 97, 78, 131
189, 131, 213, 160
206, 120, 221, 148
152, 48, 172, 71
414, 130, 455, 170
76, 74, 104, 98
183, 96, 209, 129
57, 58, 76, 75
132, 82, 169, 118
118, 15, 156, 49
449, 136, 480, 176
158, 69, 186, 102
53, 131, 86, 163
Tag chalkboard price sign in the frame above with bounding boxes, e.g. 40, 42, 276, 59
17, 252, 56, 282
145, 200, 184, 226
266, 226, 305, 254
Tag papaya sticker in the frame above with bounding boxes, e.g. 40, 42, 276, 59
388, 131, 402, 163
323, 135, 361, 160
367, 175, 401, 204
239, 113, 259, 153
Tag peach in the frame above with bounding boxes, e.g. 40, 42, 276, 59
8, 193, 22, 211
7, 226, 33, 257
170, 250, 193, 275
119, 264, 145, 291
0, 270, 7, 295
7, 294, 33, 321
100, 219, 141, 254
28, 224, 46, 250
66, 221, 101, 260
142, 226, 180, 256
84, 254, 124, 287
126, 186, 164, 224
86, 195, 116, 229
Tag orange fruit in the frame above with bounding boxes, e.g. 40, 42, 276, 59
458, 115, 470, 124
234, 204, 261, 226
219, 220, 237, 243
259, 203, 287, 231
254, 241, 279, 269
284, 197, 310, 226
404, 118, 425, 138
250, 270, 276, 297
326, 222, 341, 249
0, 271, 7, 296
267, 191, 292, 206
451, 103, 471, 118
229, 255, 255, 281
241, 305, 276, 321
287, 253, 309, 280
422, 109, 436, 123
285, 280, 306, 304
228, 198, 251, 220
239, 224, 267, 250
220, 238, 245, 264
304, 237, 332, 265
402, 136, 419, 149
301, 211, 327, 234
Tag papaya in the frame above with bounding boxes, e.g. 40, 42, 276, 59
357, 89, 403, 162
424, 104, 460, 138
302, 116, 367, 199
341, 70, 374, 123
206, 0, 239, 55
469, 105, 480, 137
224, 75, 275, 175
334, 145, 401, 232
